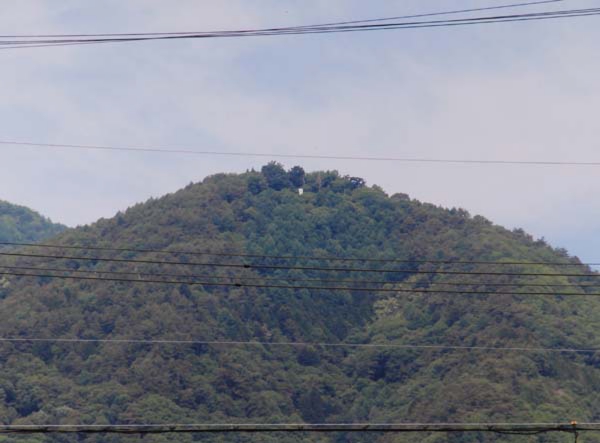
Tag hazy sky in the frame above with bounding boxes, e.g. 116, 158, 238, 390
1, 0, 600, 262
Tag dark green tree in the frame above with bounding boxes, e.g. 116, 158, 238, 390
288, 166, 306, 188
261, 161, 290, 191
247, 174, 267, 195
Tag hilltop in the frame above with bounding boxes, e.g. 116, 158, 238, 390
0, 163, 598, 443
0, 200, 66, 244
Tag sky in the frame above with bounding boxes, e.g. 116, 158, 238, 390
1, 0, 600, 262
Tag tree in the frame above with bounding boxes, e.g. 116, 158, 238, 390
348, 176, 366, 189
247, 174, 267, 195
288, 166, 306, 188
261, 162, 290, 191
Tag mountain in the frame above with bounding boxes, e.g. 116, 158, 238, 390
0, 163, 598, 443
0, 200, 66, 244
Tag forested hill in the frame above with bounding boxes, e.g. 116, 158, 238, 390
0, 200, 66, 243
1, 163, 600, 443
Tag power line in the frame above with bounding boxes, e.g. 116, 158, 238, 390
1, 269, 599, 297
5, 5, 591, 53
1, 250, 599, 278
3, 263, 598, 289
0, 7, 597, 54
0, 41, 106, 51
0, 1, 566, 39
0, 422, 591, 434
292, 0, 567, 28
6, 139, 600, 167
0, 241, 591, 267
1, 336, 599, 354
1, 5, 597, 51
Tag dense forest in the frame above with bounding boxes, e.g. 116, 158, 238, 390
0, 163, 599, 443
0, 200, 65, 244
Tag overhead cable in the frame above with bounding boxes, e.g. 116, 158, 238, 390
1, 336, 599, 354
2, 263, 598, 289
0, 0, 566, 39
0, 422, 592, 434
1, 251, 598, 278
1, 270, 599, 297
0, 241, 591, 267
5, 139, 600, 167
1, 6, 598, 51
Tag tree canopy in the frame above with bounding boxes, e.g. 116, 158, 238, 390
0, 167, 596, 443
0, 200, 65, 244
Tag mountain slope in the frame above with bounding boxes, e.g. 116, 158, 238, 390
0, 200, 65, 243
0, 164, 598, 443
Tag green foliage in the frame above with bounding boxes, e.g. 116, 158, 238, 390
0, 200, 65, 243
0, 166, 597, 443
288, 166, 306, 188
261, 162, 289, 191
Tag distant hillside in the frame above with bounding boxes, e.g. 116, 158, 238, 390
0, 200, 65, 243
0, 163, 598, 443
